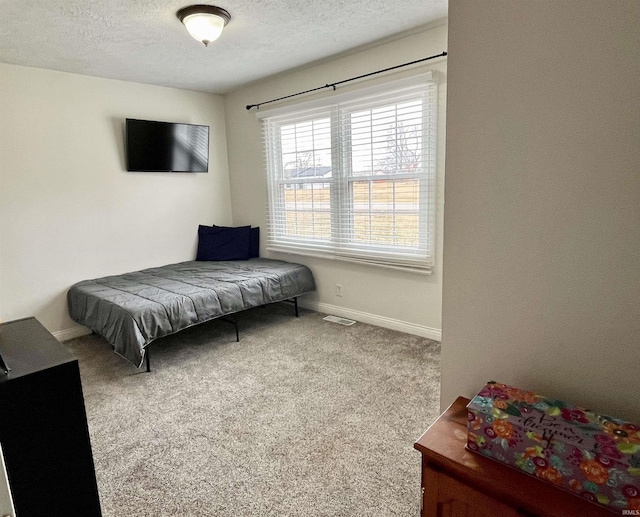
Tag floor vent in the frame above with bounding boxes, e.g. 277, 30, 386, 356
323, 315, 356, 326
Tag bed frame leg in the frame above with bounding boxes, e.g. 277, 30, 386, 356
145, 348, 151, 373
219, 315, 240, 342
294, 297, 299, 317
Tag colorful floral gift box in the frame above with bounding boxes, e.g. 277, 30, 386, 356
466, 381, 640, 513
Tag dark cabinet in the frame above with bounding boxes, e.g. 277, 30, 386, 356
0, 317, 101, 516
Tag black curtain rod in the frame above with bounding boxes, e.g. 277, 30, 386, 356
245, 51, 447, 111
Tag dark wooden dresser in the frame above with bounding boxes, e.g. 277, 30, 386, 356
414, 397, 613, 517
0, 317, 101, 516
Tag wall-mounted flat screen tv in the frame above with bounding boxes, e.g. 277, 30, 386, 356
125, 118, 209, 172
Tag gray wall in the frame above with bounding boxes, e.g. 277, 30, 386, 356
224, 25, 448, 339
0, 64, 232, 337
441, 1, 640, 421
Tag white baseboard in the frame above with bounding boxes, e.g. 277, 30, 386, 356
50, 304, 442, 343
298, 300, 442, 341
52, 325, 91, 342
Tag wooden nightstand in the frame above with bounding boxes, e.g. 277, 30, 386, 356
414, 397, 614, 517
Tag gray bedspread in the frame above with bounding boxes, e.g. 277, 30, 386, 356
67, 258, 315, 367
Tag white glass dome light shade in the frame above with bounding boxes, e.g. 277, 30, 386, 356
177, 5, 231, 46
182, 13, 224, 45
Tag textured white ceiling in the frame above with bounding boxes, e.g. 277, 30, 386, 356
0, 0, 447, 93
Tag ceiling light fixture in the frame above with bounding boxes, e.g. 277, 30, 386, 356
177, 5, 231, 46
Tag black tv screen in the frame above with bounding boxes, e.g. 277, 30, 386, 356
125, 119, 209, 172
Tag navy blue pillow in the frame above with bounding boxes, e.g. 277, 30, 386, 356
209, 224, 260, 258
249, 227, 260, 258
196, 225, 251, 261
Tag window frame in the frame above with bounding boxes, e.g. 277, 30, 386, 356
260, 73, 437, 273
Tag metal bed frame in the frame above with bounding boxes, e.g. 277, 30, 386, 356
141, 296, 299, 372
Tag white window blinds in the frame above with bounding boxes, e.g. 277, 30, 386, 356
261, 73, 437, 272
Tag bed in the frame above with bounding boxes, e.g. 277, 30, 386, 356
67, 258, 315, 371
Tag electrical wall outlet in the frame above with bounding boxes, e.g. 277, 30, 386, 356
335, 284, 343, 297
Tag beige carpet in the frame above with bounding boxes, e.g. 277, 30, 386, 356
65, 303, 441, 516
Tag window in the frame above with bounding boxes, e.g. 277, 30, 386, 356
261, 73, 437, 272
